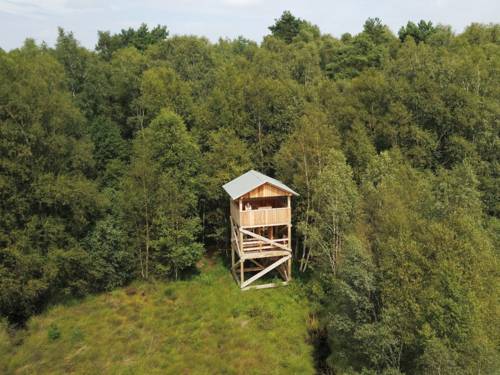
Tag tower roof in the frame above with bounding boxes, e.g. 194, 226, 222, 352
222, 170, 299, 200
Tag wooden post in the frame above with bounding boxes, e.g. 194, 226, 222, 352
229, 207, 236, 269
241, 255, 291, 289
231, 238, 235, 269
287, 225, 291, 249
240, 259, 244, 286
288, 196, 292, 281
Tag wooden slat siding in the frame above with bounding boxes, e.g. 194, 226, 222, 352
240, 183, 292, 199
240, 207, 290, 227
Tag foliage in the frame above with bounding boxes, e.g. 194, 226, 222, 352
269, 11, 313, 43
83, 214, 134, 290
120, 110, 203, 279
201, 127, 253, 244
96, 23, 168, 59
0, 13, 498, 375
303, 150, 359, 273
398, 20, 437, 43
47, 323, 61, 341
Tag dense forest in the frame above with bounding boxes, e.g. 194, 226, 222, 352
1, 11, 499, 374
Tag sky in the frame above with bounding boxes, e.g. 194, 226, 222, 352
0, 0, 498, 50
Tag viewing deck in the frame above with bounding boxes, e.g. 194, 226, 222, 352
231, 206, 291, 228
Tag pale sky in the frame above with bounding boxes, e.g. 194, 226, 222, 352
0, 0, 498, 50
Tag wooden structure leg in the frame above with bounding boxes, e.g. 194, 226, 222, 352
229, 217, 292, 290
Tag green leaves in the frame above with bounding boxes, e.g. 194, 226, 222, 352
121, 110, 203, 279
398, 20, 437, 44
201, 127, 252, 243
0, 16, 498, 375
96, 23, 168, 60
268, 11, 311, 44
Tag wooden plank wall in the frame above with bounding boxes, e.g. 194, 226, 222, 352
240, 207, 290, 227
240, 183, 291, 199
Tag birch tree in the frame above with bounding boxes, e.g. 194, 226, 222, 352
121, 110, 202, 279
303, 150, 359, 273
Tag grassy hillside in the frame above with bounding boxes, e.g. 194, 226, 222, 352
1, 258, 315, 374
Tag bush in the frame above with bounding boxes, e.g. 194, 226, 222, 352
47, 323, 61, 341
164, 286, 178, 301
84, 215, 134, 291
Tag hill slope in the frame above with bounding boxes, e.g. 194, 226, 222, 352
1, 259, 315, 374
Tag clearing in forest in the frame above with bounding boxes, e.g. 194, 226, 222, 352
1, 258, 315, 375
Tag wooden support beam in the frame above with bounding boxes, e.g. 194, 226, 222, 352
243, 266, 265, 272
231, 267, 240, 286
230, 217, 243, 258
240, 259, 244, 285
240, 228, 291, 252
243, 238, 288, 246
241, 281, 289, 291
242, 245, 283, 252
248, 258, 264, 268
231, 259, 242, 270
244, 250, 291, 259
277, 263, 287, 280
231, 237, 235, 270
241, 255, 291, 289
240, 222, 290, 229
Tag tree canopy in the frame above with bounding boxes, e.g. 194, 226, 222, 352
0, 12, 498, 374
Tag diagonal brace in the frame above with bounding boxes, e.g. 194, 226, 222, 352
241, 255, 291, 289
240, 228, 291, 252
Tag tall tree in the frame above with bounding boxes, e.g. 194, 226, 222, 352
398, 20, 437, 43
275, 107, 339, 268
121, 110, 202, 279
268, 11, 309, 43
96, 23, 168, 60
303, 150, 359, 273
201, 128, 253, 245
0, 41, 104, 322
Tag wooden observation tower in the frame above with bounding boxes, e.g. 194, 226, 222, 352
223, 170, 298, 290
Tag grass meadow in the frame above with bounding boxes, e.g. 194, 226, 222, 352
0, 257, 315, 374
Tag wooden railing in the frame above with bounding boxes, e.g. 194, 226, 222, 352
239, 207, 290, 227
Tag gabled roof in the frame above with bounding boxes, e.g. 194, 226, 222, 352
222, 170, 299, 200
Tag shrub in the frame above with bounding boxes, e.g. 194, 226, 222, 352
47, 323, 61, 341
164, 286, 178, 301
